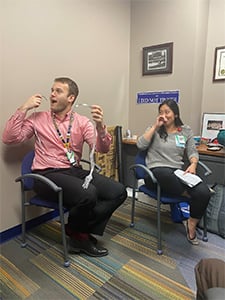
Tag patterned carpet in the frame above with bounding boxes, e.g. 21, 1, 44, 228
1, 198, 224, 299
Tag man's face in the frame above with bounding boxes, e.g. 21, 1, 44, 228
50, 81, 74, 114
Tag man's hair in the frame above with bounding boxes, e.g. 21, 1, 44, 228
54, 77, 79, 100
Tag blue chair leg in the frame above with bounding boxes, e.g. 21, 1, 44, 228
58, 191, 70, 267
202, 212, 208, 242
130, 188, 136, 228
157, 201, 163, 255
21, 186, 27, 248
156, 187, 163, 255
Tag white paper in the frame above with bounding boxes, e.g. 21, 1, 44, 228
174, 169, 202, 187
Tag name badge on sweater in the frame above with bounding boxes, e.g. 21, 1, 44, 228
175, 135, 186, 148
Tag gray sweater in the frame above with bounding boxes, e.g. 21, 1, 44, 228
137, 125, 199, 170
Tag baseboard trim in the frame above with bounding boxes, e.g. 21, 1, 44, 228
0, 210, 59, 244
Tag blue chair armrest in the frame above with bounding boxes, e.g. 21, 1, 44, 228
15, 173, 62, 193
198, 161, 212, 177
80, 159, 102, 173
129, 163, 158, 184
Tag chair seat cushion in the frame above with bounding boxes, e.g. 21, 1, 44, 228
139, 184, 189, 204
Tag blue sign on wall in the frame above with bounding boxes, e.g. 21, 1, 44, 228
137, 90, 179, 104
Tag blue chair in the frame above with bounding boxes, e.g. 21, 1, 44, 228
15, 151, 101, 267
129, 150, 212, 255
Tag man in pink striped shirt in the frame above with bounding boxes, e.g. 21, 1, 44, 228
2, 77, 127, 257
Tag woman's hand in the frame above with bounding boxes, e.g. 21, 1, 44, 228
184, 163, 197, 174
155, 115, 167, 129
142, 115, 166, 141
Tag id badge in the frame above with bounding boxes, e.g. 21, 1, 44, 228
66, 150, 76, 166
175, 135, 186, 148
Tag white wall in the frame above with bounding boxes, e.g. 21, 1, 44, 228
0, 0, 130, 232
129, 0, 225, 136
202, 0, 225, 113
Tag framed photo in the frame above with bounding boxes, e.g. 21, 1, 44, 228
142, 42, 173, 75
201, 113, 225, 141
213, 46, 225, 81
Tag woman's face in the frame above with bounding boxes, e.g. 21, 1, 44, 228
158, 104, 176, 127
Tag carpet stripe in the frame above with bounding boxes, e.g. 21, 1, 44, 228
30, 247, 125, 292
112, 228, 176, 269
91, 259, 194, 300
46, 247, 116, 281
0, 254, 39, 299
30, 253, 95, 299
122, 260, 194, 299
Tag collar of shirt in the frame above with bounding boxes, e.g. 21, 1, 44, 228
51, 109, 72, 122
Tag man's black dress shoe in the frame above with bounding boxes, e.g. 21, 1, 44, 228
69, 238, 108, 257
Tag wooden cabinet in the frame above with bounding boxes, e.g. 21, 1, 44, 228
197, 144, 225, 185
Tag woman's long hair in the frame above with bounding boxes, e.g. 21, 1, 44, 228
158, 99, 184, 140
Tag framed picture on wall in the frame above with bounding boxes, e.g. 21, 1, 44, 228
213, 46, 225, 81
142, 42, 173, 75
201, 113, 225, 141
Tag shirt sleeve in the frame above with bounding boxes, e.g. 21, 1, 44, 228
96, 125, 112, 153
185, 126, 199, 161
137, 126, 152, 150
2, 109, 34, 144
82, 120, 112, 154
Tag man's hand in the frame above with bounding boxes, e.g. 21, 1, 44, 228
19, 94, 43, 112
90, 105, 105, 129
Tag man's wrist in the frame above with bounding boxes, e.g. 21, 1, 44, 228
96, 124, 106, 131
97, 124, 107, 137
18, 105, 29, 113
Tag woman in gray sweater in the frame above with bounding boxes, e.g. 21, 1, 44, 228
137, 99, 210, 245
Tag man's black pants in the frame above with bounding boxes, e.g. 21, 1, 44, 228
33, 166, 127, 235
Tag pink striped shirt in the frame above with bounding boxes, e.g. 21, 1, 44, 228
2, 109, 112, 170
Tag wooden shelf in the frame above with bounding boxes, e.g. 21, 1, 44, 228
122, 139, 225, 158
197, 144, 225, 158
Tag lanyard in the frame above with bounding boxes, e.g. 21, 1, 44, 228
52, 112, 74, 150
52, 106, 96, 189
